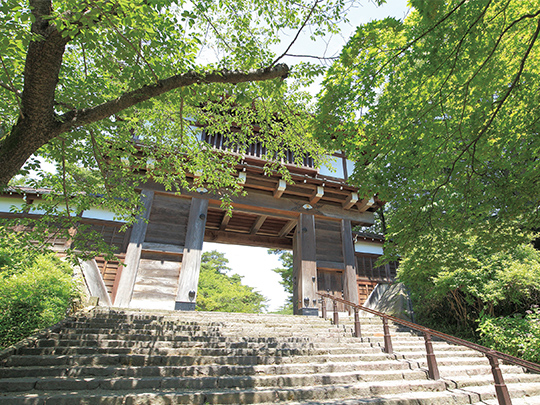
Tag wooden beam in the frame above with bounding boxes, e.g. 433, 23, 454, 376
80, 259, 113, 306
114, 190, 154, 307
278, 219, 297, 238
273, 179, 287, 199
175, 198, 208, 310
250, 215, 267, 234
342, 192, 359, 210
357, 197, 375, 213
219, 212, 231, 231
210, 201, 297, 221
141, 242, 184, 255
317, 260, 345, 271
225, 190, 374, 224
310, 186, 324, 205
204, 229, 292, 249
244, 176, 278, 192
143, 181, 375, 225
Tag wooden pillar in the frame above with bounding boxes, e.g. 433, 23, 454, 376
175, 197, 208, 311
114, 190, 154, 307
292, 233, 300, 315
341, 219, 360, 307
293, 213, 318, 316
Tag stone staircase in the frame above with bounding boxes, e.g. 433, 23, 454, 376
1, 308, 540, 404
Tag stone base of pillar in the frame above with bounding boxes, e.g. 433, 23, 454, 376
298, 307, 319, 316
174, 301, 196, 311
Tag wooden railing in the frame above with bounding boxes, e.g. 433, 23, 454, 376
318, 292, 540, 405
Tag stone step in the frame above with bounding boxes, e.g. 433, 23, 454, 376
12, 346, 491, 364
3, 351, 397, 368
447, 372, 540, 390
383, 343, 474, 352
43, 332, 317, 344
14, 346, 326, 357
75, 315, 386, 328
0, 378, 447, 405
0, 367, 436, 393
78, 311, 352, 324
32, 338, 314, 349
405, 357, 498, 371
472, 394, 540, 405
65, 318, 388, 328
392, 349, 484, 361
26, 337, 432, 353
51, 329, 360, 339
0, 359, 418, 379
52, 329, 411, 340
283, 383, 540, 405
2, 308, 539, 405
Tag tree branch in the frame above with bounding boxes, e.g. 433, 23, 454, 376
0, 81, 21, 96
374, 0, 468, 78
271, 0, 320, 67
429, 16, 540, 206
57, 64, 290, 133
89, 0, 159, 83
285, 54, 338, 60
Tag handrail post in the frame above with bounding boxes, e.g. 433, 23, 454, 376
354, 307, 361, 338
487, 352, 513, 405
321, 297, 327, 319
333, 300, 339, 326
423, 330, 440, 380
382, 317, 393, 354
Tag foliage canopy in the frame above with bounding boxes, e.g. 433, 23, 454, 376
317, 0, 540, 256
0, 0, 359, 235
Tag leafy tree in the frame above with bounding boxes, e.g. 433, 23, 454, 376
268, 249, 293, 296
0, 0, 363, 242
398, 236, 540, 338
272, 302, 294, 315
316, 0, 540, 257
196, 250, 268, 313
268, 249, 294, 314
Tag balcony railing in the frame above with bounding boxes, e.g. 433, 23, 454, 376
201, 129, 315, 169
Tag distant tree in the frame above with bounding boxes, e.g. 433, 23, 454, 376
197, 250, 268, 313
268, 249, 293, 313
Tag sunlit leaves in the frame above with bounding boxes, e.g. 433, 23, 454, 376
317, 0, 540, 256
1, 0, 351, 251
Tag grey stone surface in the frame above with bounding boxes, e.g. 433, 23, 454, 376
1, 308, 539, 404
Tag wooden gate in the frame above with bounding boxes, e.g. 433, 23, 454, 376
317, 269, 347, 312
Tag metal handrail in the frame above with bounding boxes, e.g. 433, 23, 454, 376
318, 292, 540, 405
